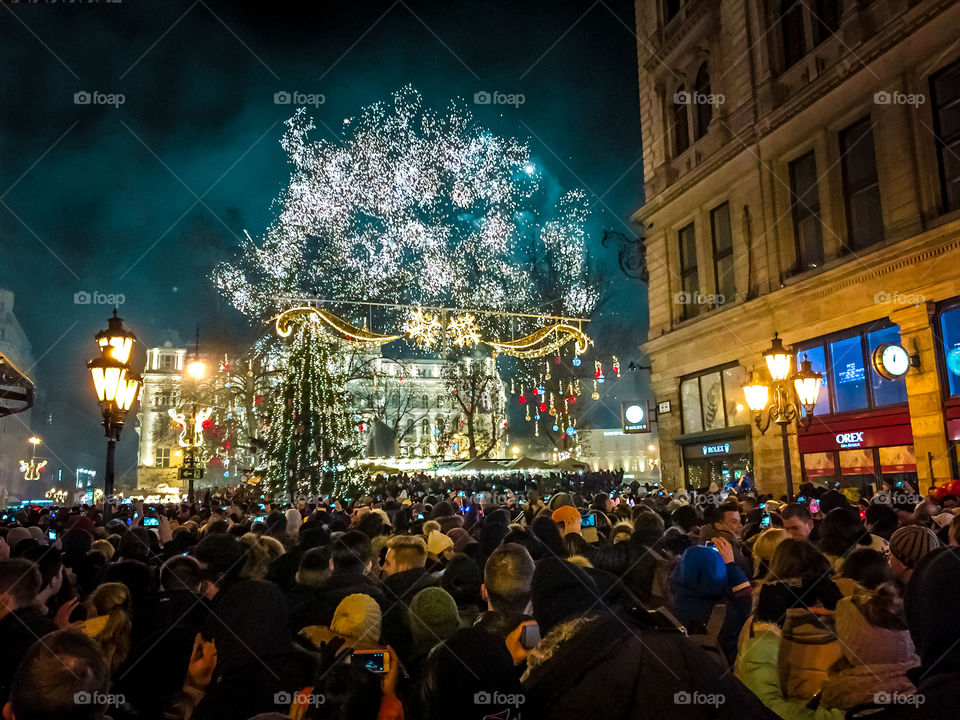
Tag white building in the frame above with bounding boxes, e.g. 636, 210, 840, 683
578, 428, 661, 480
136, 343, 188, 490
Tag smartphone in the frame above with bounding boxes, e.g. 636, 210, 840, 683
252, 515, 267, 524
50, 512, 56, 519
462, 506, 471, 514
142, 517, 160, 527
349, 650, 389, 674
47, 529, 57, 542
126, 518, 132, 526
809, 499, 820, 515
457, 491, 465, 497
580, 512, 597, 528
520, 622, 541, 650
417, 513, 425, 520
706, 540, 720, 552
760, 514, 771, 528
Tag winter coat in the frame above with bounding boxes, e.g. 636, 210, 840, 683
778, 607, 842, 702
521, 609, 781, 720
735, 625, 845, 720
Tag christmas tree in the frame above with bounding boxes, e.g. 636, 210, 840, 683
264, 317, 363, 500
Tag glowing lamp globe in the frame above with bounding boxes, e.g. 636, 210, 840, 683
94, 310, 137, 365
793, 355, 823, 411
187, 360, 206, 379
763, 333, 792, 381
742, 368, 771, 413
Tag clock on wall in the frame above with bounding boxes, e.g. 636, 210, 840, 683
871, 343, 911, 381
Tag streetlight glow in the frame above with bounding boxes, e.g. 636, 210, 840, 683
187, 359, 206, 379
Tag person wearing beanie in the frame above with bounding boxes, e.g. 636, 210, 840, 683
426, 529, 454, 562
408, 586, 462, 664
888, 525, 940, 586
670, 540, 753, 666
26, 526, 47, 547
820, 584, 919, 711
3, 528, 31, 554
301, 592, 383, 654
440, 553, 483, 623
521, 559, 779, 720
550, 505, 581, 536
447, 527, 479, 556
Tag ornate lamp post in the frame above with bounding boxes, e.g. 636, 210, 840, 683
88, 310, 141, 521
742, 333, 823, 501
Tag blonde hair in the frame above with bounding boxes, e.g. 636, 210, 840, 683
91, 539, 115, 561
240, 534, 286, 580
88, 582, 132, 676
752, 528, 788, 579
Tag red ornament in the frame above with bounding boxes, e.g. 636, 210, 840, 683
594, 369, 601, 379
555, 356, 561, 364
255, 395, 262, 404
225, 441, 231, 449
358, 424, 365, 431
538, 403, 547, 413
518, 396, 527, 404
201, 419, 213, 430
532, 388, 539, 396
568, 395, 576, 403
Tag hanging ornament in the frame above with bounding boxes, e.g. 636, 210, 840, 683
447, 313, 482, 347
538, 403, 547, 413
404, 307, 442, 347
525, 405, 531, 421
518, 395, 527, 404
594, 361, 602, 379
552, 424, 560, 432
549, 407, 557, 416
555, 355, 562, 364
545, 360, 551, 381
510, 378, 515, 394
591, 380, 599, 400
534, 418, 540, 437
572, 356, 581, 367
532, 387, 539, 396
598, 373, 605, 384
612, 356, 621, 377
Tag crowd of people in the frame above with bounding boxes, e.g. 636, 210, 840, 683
0, 474, 957, 719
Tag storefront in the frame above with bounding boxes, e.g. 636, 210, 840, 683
677, 362, 754, 490
937, 301, 960, 478
679, 429, 753, 490
798, 407, 916, 494
795, 321, 916, 494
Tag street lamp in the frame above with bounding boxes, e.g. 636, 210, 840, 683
742, 333, 823, 501
88, 311, 141, 521
20, 435, 47, 481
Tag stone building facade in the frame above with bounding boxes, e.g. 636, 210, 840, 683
634, 0, 960, 496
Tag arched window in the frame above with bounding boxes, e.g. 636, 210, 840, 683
693, 63, 712, 140
673, 85, 690, 156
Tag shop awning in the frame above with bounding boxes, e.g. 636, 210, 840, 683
0, 353, 34, 417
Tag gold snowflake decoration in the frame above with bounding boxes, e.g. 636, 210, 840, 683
405, 307, 442, 347
447, 313, 482, 347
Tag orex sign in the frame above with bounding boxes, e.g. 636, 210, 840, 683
835, 432, 865, 448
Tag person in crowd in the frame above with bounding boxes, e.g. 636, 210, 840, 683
865, 503, 900, 541
781, 503, 815, 541
425, 530, 454, 570
750, 527, 787, 583
550, 505, 582, 536
300, 531, 385, 629
838, 548, 893, 591
3, 631, 110, 720
0, 559, 57, 703
474, 542, 535, 638
82, 581, 132, 677
671, 537, 752, 665
440, 553, 483, 624
407, 586, 462, 671
701, 502, 751, 577
887, 525, 940, 587
820, 582, 919, 711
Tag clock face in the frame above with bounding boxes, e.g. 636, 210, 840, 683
625, 405, 644, 424
872, 343, 909, 380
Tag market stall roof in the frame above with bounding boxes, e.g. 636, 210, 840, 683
557, 457, 589, 471
455, 457, 509, 472
361, 463, 401, 475
509, 456, 557, 471
0, 353, 34, 417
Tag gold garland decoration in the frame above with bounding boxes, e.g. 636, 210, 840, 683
486, 324, 591, 359
275, 306, 401, 346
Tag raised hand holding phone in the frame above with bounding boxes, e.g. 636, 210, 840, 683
711, 535, 735, 564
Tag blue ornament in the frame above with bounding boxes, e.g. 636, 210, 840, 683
572, 357, 581, 367
552, 424, 560, 432
567, 427, 576, 435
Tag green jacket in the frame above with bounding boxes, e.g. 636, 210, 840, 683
735, 629, 846, 720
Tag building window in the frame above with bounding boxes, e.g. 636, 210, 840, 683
693, 63, 712, 140
939, 305, 960, 395
710, 203, 734, 305
796, 323, 907, 415
678, 223, 699, 319
780, 1, 807, 70
154, 447, 171, 468
665, 0, 683, 23
813, 0, 841, 44
789, 150, 825, 272
931, 59, 960, 213
673, 86, 690, 156
839, 117, 884, 252
680, 364, 747, 434
159, 354, 175, 371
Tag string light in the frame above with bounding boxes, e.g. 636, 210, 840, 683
447, 313, 482, 348
404, 307, 442, 347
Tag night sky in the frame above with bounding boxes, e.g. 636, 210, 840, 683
0, 0, 646, 483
